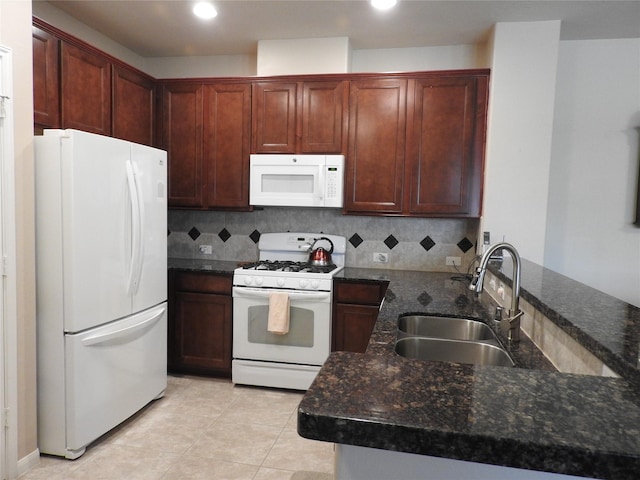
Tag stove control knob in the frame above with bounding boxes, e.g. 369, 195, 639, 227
311, 279, 320, 290
255, 276, 264, 286
244, 276, 253, 286
299, 279, 308, 289
277, 278, 285, 287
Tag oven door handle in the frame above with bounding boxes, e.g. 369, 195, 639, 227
232, 286, 331, 302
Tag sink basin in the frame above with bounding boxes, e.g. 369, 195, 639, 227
394, 337, 515, 367
397, 315, 498, 342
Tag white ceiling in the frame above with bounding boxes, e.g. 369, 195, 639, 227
42, 0, 640, 58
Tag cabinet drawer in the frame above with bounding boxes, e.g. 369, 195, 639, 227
174, 272, 232, 295
334, 281, 386, 306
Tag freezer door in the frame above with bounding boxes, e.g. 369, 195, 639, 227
130, 142, 168, 312
64, 303, 167, 455
59, 130, 133, 332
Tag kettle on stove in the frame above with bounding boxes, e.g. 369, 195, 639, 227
308, 237, 334, 266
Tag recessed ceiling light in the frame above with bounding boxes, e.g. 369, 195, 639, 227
370, 0, 397, 11
193, 2, 218, 20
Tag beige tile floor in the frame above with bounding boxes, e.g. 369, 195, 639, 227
19, 375, 335, 480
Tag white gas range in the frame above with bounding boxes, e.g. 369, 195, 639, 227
232, 233, 346, 390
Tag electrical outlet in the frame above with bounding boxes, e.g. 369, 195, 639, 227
445, 256, 461, 266
373, 252, 388, 263
199, 244, 213, 255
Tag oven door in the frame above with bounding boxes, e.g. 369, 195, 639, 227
232, 286, 331, 366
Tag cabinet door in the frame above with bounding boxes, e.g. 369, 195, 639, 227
32, 25, 60, 132
301, 81, 347, 153
172, 291, 232, 374
252, 81, 297, 153
61, 42, 111, 135
161, 83, 204, 208
407, 76, 485, 216
345, 78, 407, 213
333, 304, 379, 353
112, 66, 155, 146
204, 83, 251, 208
332, 281, 387, 353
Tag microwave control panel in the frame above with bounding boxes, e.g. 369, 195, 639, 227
326, 167, 339, 199
324, 155, 344, 207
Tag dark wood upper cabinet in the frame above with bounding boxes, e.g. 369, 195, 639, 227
32, 19, 489, 218
345, 72, 488, 218
61, 42, 111, 136
32, 25, 60, 132
345, 77, 407, 214
160, 83, 204, 208
252, 79, 347, 154
161, 80, 251, 210
252, 81, 298, 153
301, 80, 347, 153
406, 75, 487, 216
203, 82, 251, 209
33, 18, 155, 145
112, 65, 155, 146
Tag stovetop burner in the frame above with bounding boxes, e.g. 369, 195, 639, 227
241, 260, 338, 275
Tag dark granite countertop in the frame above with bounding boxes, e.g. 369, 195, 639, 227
491, 258, 640, 385
168, 257, 238, 275
299, 265, 640, 479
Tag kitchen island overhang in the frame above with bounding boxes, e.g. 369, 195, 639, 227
299, 351, 640, 479
298, 267, 640, 480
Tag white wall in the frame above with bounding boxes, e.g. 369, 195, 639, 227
257, 37, 351, 76
545, 39, 640, 307
480, 21, 561, 264
0, 0, 39, 472
352, 44, 486, 72
145, 54, 257, 79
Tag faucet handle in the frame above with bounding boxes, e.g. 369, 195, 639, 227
504, 310, 524, 342
508, 310, 524, 322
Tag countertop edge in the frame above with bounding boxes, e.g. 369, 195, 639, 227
297, 402, 640, 479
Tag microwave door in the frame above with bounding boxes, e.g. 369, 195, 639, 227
250, 164, 323, 206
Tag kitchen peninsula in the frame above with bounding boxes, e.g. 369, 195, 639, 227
298, 261, 640, 480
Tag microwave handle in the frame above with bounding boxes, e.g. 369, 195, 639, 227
232, 286, 331, 302
317, 162, 324, 205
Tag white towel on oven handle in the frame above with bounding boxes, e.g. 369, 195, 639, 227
268, 292, 290, 335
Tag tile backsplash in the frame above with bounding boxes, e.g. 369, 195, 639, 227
168, 207, 480, 273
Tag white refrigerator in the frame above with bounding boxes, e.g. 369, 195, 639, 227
34, 129, 168, 459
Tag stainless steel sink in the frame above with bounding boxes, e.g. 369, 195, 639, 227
394, 337, 515, 367
397, 315, 498, 342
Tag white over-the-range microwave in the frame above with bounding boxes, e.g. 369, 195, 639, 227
249, 154, 345, 208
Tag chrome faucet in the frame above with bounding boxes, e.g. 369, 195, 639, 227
469, 242, 524, 343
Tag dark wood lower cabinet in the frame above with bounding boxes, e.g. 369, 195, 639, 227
332, 280, 388, 353
332, 303, 381, 353
169, 271, 232, 377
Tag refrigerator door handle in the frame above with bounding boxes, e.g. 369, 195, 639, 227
131, 159, 145, 294
125, 159, 142, 296
80, 307, 166, 347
